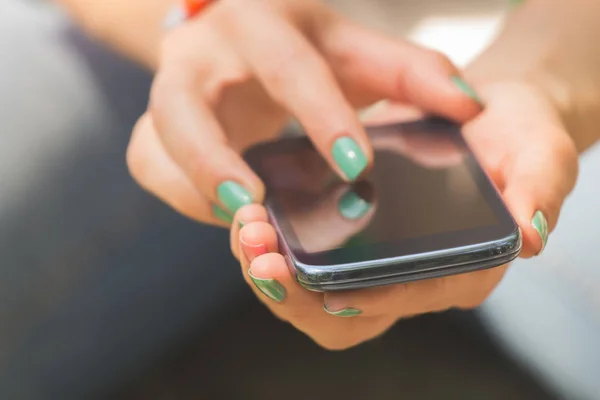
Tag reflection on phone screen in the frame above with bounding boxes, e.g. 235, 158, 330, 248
260, 122, 498, 254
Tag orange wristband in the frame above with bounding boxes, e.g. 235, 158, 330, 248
184, 0, 214, 18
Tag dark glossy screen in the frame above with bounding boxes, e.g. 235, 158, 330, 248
255, 120, 499, 255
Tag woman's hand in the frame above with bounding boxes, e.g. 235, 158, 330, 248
230, 80, 578, 350
126, 0, 480, 226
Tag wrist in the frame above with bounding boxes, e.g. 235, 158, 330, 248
467, 50, 598, 153
61, 0, 173, 70
464, 0, 600, 153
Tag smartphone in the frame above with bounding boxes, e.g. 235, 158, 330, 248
244, 117, 522, 292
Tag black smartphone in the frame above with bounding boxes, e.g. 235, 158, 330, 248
244, 117, 522, 292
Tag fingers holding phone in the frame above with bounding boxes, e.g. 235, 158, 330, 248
322, 264, 509, 318
232, 117, 525, 350
234, 205, 397, 351
127, 0, 481, 228
283, 181, 377, 253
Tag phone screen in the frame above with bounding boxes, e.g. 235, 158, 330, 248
254, 120, 499, 255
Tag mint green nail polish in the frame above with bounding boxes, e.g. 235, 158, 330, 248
531, 210, 549, 254
217, 181, 253, 214
213, 204, 233, 224
338, 190, 372, 220
331, 137, 368, 181
248, 270, 286, 303
324, 305, 362, 317
509, 0, 525, 7
451, 76, 482, 105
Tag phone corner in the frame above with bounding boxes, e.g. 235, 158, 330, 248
496, 226, 523, 259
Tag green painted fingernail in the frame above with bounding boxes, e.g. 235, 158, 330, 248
531, 210, 549, 254
213, 204, 233, 224
338, 190, 372, 220
332, 137, 368, 181
324, 305, 362, 317
217, 181, 253, 214
248, 270, 286, 303
451, 76, 482, 105
509, 0, 525, 7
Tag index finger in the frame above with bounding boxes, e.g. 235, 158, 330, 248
150, 63, 264, 220
224, 5, 373, 181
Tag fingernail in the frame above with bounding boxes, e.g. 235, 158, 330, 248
240, 236, 267, 262
531, 210, 549, 254
331, 137, 368, 181
213, 204, 233, 224
217, 181, 253, 214
324, 304, 362, 318
451, 76, 483, 105
248, 270, 286, 303
338, 190, 372, 220
509, 0, 525, 7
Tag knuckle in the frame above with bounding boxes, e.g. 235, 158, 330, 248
549, 126, 576, 157
423, 49, 453, 69
263, 55, 325, 99
192, 58, 217, 82
543, 196, 563, 225
126, 118, 151, 184
285, 303, 316, 324
261, 64, 292, 96
219, 68, 253, 90
170, 194, 208, 223
204, 67, 252, 103
185, 151, 212, 179
555, 133, 579, 175
537, 130, 579, 222
326, 38, 358, 71
125, 145, 142, 183
149, 73, 176, 122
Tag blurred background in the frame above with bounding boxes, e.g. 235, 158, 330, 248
1, 0, 599, 398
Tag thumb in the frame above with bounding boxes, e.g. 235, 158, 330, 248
499, 127, 578, 258
321, 20, 482, 122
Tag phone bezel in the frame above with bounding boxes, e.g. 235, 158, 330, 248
244, 118, 520, 279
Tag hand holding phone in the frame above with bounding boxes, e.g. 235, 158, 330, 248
231, 82, 578, 351
246, 118, 521, 291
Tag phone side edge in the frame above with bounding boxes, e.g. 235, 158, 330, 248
294, 227, 522, 291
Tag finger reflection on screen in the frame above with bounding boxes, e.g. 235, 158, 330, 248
260, 120, 495, 254
260, 146, 334, 193
369, 123, 466, 169
281, 181, 377, 253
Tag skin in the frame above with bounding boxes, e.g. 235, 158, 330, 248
56, 0, 600, 349
233, 81, 578, 350
125, 0, 479, 227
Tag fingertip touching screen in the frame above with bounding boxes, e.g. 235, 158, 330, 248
253, 119, 499, 256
